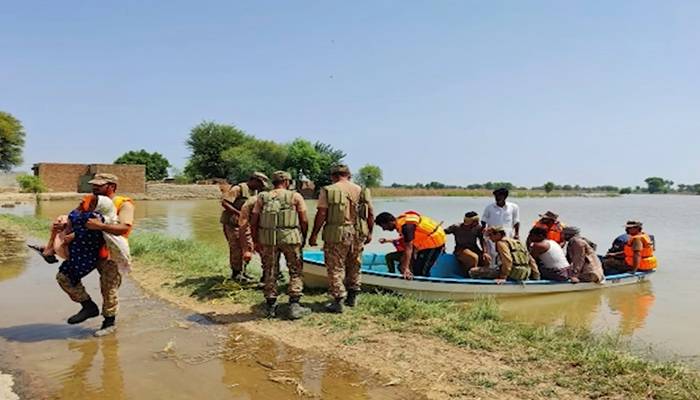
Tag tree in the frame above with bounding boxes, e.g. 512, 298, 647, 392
184, 121, 252, 180
0, 111, 25, 172
619, 187, 632, 194
543, 182, 555, 193
285, 139, 346, 191
356, 164, 382, 187
16, 175, 46, 193
644, 177, 673, 194
114, 149, 171, 181
313, 141, 346, 190
221, 140, 288, 183
285, 139, 322, 181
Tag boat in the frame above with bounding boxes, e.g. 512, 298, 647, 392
302, 250, 654, 301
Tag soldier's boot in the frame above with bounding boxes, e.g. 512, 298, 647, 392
67, 299, 100, 325
265, 298, 278, 319
288, 297, 311, 320
324, 298, 344, 314
94, 316, 116, 337
231, 270, 252, 283
345, 289, 359, 307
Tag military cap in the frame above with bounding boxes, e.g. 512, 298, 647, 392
625, 220, 643, 228
486, 225, 506, 235
249, 172, 269, 183
538, 211, 559, 221
330, 164, 351, 174
88, 173, 119, 185
271, 170, 292, 182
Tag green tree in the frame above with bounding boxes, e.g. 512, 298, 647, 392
619, 187, 632, 194
644, 177, 673, 194
0, 111, 26, 172
356, 164, 383, 187
16, 175, 46, 193
184, 121, 252, 180
543, 181, 555, 193
221, 139, 288, 183
114, 149, 171, 181
312, 141, 346, 190
285, 139, 322, 180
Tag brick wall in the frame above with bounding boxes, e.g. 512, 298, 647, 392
33, 163, 88, 192
91, 164, 145, 194
33, 163, 146, 194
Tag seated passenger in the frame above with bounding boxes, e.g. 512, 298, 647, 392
445, 211, 490, 271
602, 233, 629, 274
530, 211, 566, 246
528, 227, 571, 281
470, 226, 539, 283
562, 226, 604, 283
603, 221, 656, 274
378, 237, 405, 273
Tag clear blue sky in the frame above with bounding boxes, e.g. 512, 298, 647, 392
2, 1, 698, 187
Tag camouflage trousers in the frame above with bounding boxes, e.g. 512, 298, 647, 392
56, 259, 122, 317
223, 224, 244, 274
261, 244, 303, 300
324, 237, 364, 299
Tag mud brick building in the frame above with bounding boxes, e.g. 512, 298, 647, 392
32, 163, 146, 193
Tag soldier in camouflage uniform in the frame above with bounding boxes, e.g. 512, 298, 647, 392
309, 164, 374, 313
251, 171, 310, 319
55, 173, 135, 337
221, 172, 268, 282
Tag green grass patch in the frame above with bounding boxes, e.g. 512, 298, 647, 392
2, 214, 698, 399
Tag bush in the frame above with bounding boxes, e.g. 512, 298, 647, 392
619, 187, 632, 194
16, 175, 46, 193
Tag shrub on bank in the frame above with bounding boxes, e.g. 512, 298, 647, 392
16, 175, 46, 193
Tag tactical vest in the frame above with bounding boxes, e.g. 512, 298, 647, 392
322, 185, 371, 244
221, 183, 254, 226
257, 190, 301, 246
503, 238, 531, 281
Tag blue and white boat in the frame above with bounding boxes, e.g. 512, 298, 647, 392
302, 251, 654, 301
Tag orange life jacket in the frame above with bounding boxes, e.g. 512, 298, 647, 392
623, 233, 656, 270
99, 195, 134, 259
395, 211, 446, 251
533, 221, 564, 244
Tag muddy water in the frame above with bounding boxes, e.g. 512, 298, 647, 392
0, 236, 418, 399
8, 195, 700, 366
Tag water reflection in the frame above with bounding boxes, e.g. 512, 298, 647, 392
606, 284, 656, 336
0, 225, 27, 282
54, 337, 125, 400
500, 282, 655, 336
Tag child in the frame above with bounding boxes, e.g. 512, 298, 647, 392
378, 237, 405, 273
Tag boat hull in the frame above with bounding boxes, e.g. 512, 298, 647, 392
302, 251, 654, 301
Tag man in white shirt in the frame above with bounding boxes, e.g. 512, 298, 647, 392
481, 188, 520, 265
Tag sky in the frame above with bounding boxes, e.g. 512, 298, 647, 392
1, 1, 699, 187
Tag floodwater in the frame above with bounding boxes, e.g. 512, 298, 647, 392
3, 194, 700, 372
0, 217, 419, 399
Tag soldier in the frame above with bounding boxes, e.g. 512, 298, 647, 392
220, 172, 268, 282
251, 171, 309, 319
56, 173, 135, 337
309, 164, 373, 314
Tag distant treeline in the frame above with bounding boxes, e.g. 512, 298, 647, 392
388, 178, 700, 195
388, 181, 620, 193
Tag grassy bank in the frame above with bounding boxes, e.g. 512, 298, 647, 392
372, 187, 619, 198
2, 214, 697, 399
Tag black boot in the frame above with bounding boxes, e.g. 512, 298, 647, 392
67, 299, 100, 324
325, 298, 344, 314
94, 316, 116, 337
345, 289, 359, 307
288, 297, 311, 320
265, 298, 278, 318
